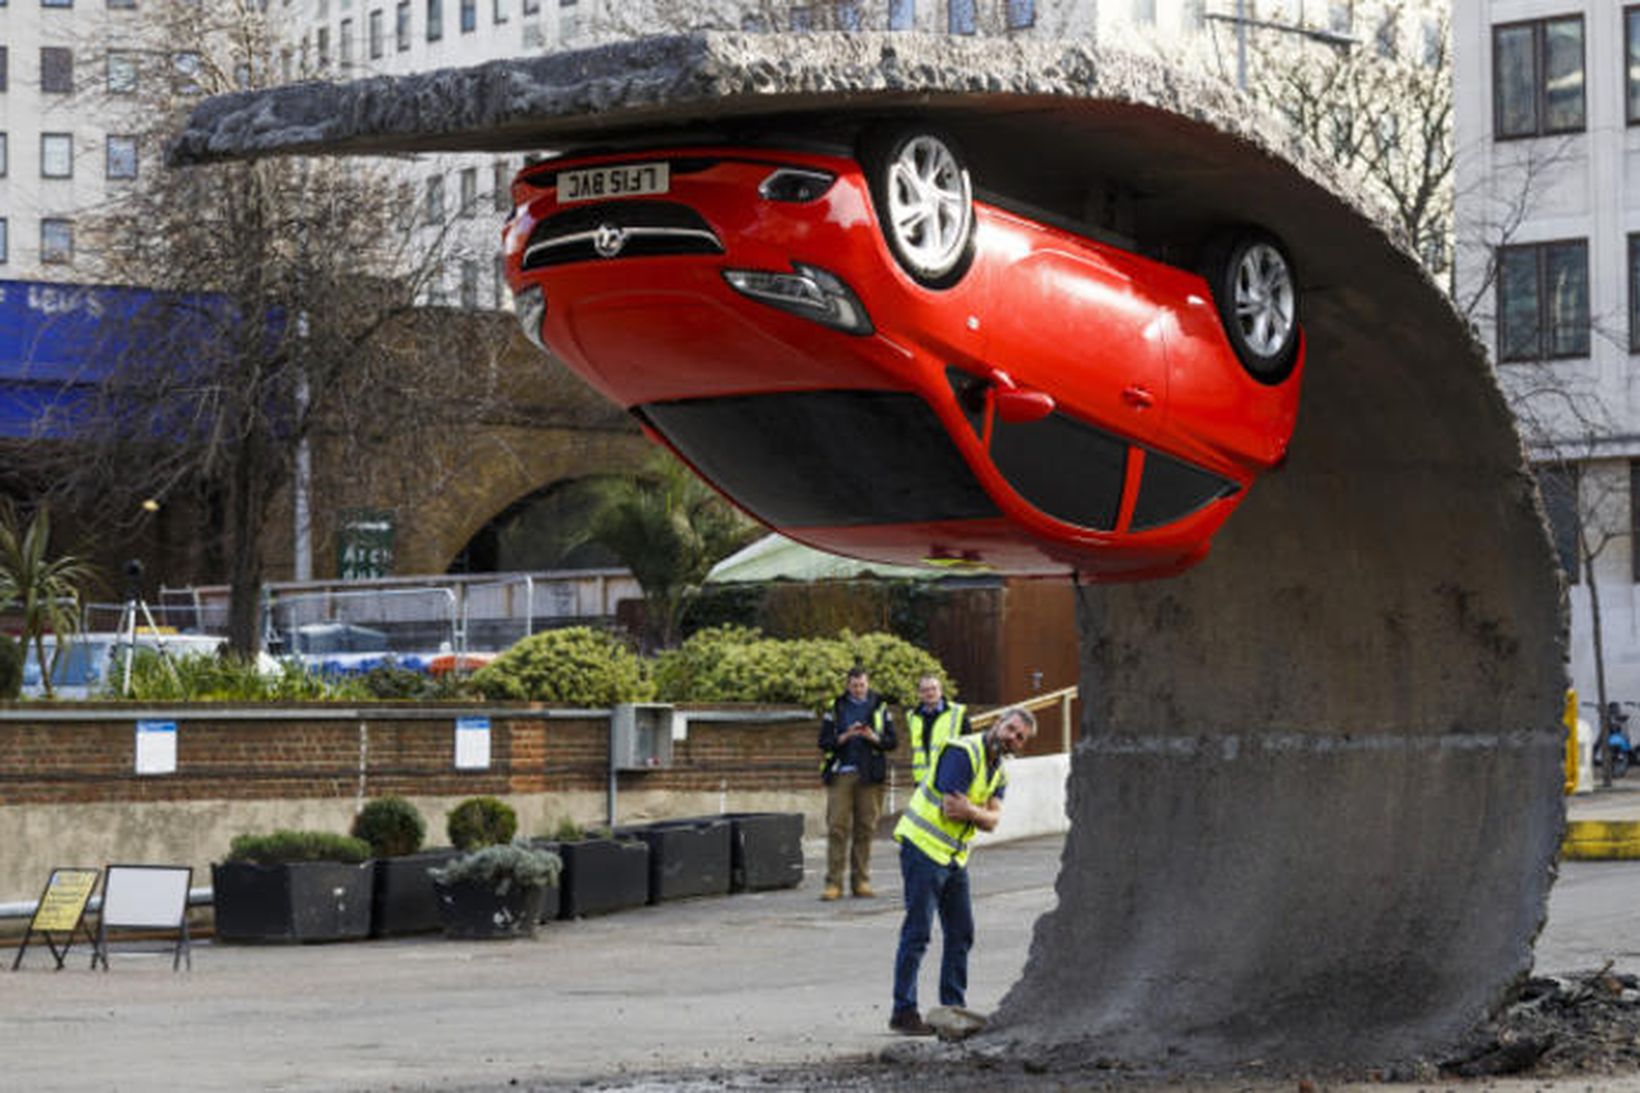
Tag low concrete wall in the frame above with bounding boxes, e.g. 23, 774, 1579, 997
976, 754, 1070, 847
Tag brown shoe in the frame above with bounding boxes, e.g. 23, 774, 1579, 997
889, 1008, 935, 1036
852, 883, 876, 898
820, 884, 843, 901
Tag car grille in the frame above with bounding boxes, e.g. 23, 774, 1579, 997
521, 201, 723, 270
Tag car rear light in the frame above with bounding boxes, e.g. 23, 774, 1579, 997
515, 284, 547, 351
758, 168, 836, 203
722, 263, 873, 335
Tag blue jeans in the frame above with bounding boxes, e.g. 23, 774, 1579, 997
892, 840, 973, 1014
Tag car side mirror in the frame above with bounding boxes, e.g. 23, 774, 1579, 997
994, 387, 1055, 424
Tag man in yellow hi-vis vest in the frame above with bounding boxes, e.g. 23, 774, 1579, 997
905, 674, 971, 788
888, 706, 1036, 1036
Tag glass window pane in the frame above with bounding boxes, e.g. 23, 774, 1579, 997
459, 166, 476, 215
1631, 235, 1640, 352
41, 47, 73, 94
395, 1, 410, 49
640, 391, 998, 529
1537, 464, 1580, 583
41, 133, 72, 178
492, 0, 505, 22
948, 0, 974, 35
1630, 10, 1640, 123
1493, 25, 1537, 138
0, 219, 7, 264
107, 135, 137, 179
836, 1, 860, 30
1497, 246, 1540, 361
1007, 0, 1033, 29
424, 175, 443, 223
1543, 18, 1585, 132
888, 0, 913, 30
369, 10, 383, 58
0, 133, 7, 177
107, 51, 137, 92
41, 219, 72, 264
426, 0, 442, 41
493, 160, 510, 212
1132, 449, 1237, 531
991, 412, 1127, 532
460, 0, 473, 32
1546, 240, 1589, 357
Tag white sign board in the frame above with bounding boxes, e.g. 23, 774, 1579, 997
134, 720, 177, 776
455, 716, 491, 770
101, 864, 191, 928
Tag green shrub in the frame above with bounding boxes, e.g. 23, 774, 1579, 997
652, 626, 950, 712
0, 634, 21, 700
468, 626, 651, 705
446, 796, 518, 850
351, 796, 426, 857
117, 650, 336, 702
549, 816, 584, 842
428, 841, 561, 894
225, 829, 371, 864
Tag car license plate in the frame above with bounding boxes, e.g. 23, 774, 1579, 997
557, 162, 670, 203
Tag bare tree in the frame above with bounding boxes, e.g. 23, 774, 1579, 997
21, 0, 510, 654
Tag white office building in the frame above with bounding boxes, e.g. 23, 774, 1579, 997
1453, 2, 1640, 710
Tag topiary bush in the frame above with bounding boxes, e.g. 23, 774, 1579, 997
447, 796, 518, 851
651, 626, 950, 712
468, 626, 652, 705
351, 796, 426, 858
225, 829, 372, 864
0, 633, 21, 700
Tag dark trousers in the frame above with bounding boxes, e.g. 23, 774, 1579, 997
891, 839, 973, 1014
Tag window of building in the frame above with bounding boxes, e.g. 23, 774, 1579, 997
40, 219, 73, 264
559, 0, 577, 41
459, 166, 477, 216
107, 50, 138, 92
1182, 0, 1204, 31
493, 159, 510, 212
521, 0, 537, 15
107, 0, 137, 9
888, 0, 913, 30
107, 134, 137, 179
368, 10, 383, 58
426, 0, 442, 40
1375, 10, 1397, 57
395, 1, 410, 50
1538, 463, 1580, 584
0, 133, 7, 176
788, 5, 811, 30
1628, 7, 1640, 124
340, 18, 354, 69
425, 174, 444, 224
493, 253, 507, 308
1328, 1, 1352, 34
0, 220, 8, 264
41, 47, 73, 94
947, 0, 973, 35
460, 259, 479, 309
492, 0, 505, 23
459, 0, 473, 30
42, 0, 72, 9
0, 47, 8, 91
1497, 240, 1590, 361
1629, 233, 1640, 352
836, 1, 860, 30
1632, 462, 1640, 582
1421, 16, 1442, 68
173, 51, 201, 93
41, 133, 73, 178
1493, 16, 1584, 139
318, 25, 332, 66
1132, 0, 1154, 25
1005, 0, 1033, 30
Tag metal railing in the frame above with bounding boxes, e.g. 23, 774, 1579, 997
972, 685, 1080, 754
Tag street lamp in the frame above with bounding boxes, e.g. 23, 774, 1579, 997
1205, 4, 1359, 90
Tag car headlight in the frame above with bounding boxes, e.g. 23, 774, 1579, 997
515, 283, 547, 352
758, 168, 836, 203
722, 263, 873, 335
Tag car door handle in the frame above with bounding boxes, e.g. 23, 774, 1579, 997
1122, 384, 1155, 409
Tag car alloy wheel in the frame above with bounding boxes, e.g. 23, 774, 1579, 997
1203, 229, 1301, 383
865, 128, 976, 289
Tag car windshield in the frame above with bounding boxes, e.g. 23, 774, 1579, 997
639, 391, 998, 528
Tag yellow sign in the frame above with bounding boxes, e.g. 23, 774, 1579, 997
31, 869, 98, 933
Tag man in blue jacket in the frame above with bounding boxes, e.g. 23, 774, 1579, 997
818, 666, 897, 901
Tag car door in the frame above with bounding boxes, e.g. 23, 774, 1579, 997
984, 236, 1168, 447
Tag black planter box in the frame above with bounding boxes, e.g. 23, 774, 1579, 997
557, 837, 649, 918
211, 860, 373, 943
432, 876, 546, 939
721, 812, 805, 892
370, 849, 462, 937
527, 840, 564, 923
620, 819, 732, 903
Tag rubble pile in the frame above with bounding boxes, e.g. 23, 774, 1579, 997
1442, 968, 1640, 1078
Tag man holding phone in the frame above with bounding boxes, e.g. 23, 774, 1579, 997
817, 666, 897, 901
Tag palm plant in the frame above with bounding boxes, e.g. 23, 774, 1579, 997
582, 458, 754, 650
0, 503, 100, 699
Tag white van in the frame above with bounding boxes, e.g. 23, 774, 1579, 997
19, 632, 229, 699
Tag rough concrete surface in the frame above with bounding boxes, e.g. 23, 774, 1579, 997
170, 32, 1567, 1073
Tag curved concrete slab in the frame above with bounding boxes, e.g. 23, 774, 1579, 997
173, 33, 1568, 1069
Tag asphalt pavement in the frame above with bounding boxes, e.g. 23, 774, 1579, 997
8, 792, 1640, 1093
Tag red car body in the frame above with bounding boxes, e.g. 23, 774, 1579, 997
503, 142, 1304, 580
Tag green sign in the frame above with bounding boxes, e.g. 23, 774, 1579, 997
337, 509, 395, 580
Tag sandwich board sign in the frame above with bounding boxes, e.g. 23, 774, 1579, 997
93, 864, 193, 971
12, 867, 99, 970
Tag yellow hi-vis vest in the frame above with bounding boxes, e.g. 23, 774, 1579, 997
908, 701, 967, 787
820, 699, 891, 775
893, 733, 1005, 868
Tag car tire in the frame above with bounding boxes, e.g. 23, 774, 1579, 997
862, 128, 976, 289
1201, 229, 1301, 384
